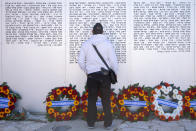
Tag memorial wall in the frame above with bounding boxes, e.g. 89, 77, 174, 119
0, 0, 195, 112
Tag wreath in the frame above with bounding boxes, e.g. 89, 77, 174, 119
117, 84, 150, 121
45, 84, 80, 121
0, 82, 21, 120
80, 88, 118, 121
183, 86, 196, 119
150, 82, 183, 121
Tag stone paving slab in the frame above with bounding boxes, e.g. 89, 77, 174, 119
116, 119, 193, 131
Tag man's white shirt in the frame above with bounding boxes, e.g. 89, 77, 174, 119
78, 34, 118, 75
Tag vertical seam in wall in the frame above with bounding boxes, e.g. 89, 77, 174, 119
64, 0, 67, 84
1, 0, 3, 82
194, 0, 196, 85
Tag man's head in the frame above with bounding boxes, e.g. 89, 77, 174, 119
92, 23, 103, 35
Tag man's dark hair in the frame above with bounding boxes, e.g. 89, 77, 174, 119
93, 23, 103, 34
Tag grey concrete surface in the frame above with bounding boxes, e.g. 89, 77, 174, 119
0, 114, 196, 131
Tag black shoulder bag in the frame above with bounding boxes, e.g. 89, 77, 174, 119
92, 45, 117, 84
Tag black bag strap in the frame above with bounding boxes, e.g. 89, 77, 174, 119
92, 44, 110, 70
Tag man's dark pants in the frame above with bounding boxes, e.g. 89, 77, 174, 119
87, 71, 112, 127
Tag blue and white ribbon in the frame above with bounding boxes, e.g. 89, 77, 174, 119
97, 100, 147, 107
157, 98, 178, 108
51, 100, 74, 107
96, 100, 102, 106
0, 97, 9, 109
0, 104, 9, 108
190, 100, 196, 107
124, 100, 147, 107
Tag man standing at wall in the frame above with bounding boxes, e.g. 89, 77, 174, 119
78, 23, 118, 129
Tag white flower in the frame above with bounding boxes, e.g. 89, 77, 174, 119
178, 101, 183, 106
161, 85, 167, 91
168, 86, 172, 91
159, 110, 164, 116
173, 94, 177, 99
177, 106, 182, 111
155, 105, 161, 111
153, 101, 158, 107
161, 88, 166, 92
161, 89, 166, 94
165, 113, 171, 119
155, 88, 160, 93
153, 94, 158, 99
160, 108, 165, 114
164, 89, 169, 95
157, 91, 161, 97
176, 111, 180, 117
157, 106, 162, 111
171, 112, 177, 119
172, 115, 176, 119
173, 89, 178, 94
173, 109, 178, 114
177, 95, 182, 100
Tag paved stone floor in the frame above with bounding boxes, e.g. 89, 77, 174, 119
0, 114, 196, 131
